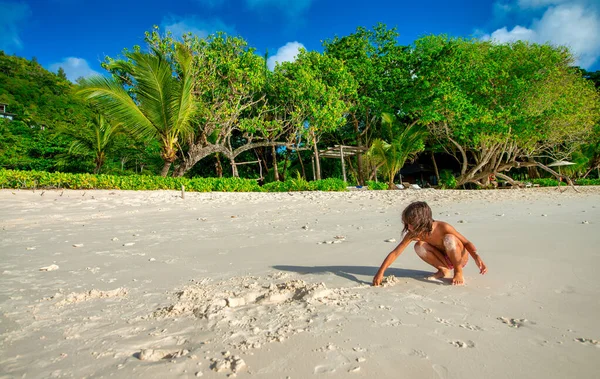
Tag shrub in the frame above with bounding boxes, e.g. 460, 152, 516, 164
308, 178, 347, 191
366, 180, 387, 190
439, 170, 457, 189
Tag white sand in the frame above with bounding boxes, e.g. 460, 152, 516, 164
1, 187, 599, 378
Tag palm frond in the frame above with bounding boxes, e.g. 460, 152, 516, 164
78, 75, 155, 140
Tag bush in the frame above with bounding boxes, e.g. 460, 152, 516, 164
366, 180, 387, 190
308, 178, 347, 191
575, 178, 600, 186
439, 170, 457, 189
0, 169, 347, 192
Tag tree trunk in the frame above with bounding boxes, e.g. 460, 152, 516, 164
527, 157, 540, 179
311, 131, 321, 180
215, 153, 223, 178
297, 149, 306, 179
272, 145, 280, 181
431, 151, 440, 186
230, 158, 239, 177
282, 147, 291, 181
160, 161, 171, 177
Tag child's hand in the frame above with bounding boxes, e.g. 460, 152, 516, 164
372, 274, 383, 286
476, 258, 488, 275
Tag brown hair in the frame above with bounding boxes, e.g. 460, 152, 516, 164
402, 201, 433, 239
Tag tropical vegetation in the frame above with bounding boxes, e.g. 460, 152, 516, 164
1, 24, 599, 191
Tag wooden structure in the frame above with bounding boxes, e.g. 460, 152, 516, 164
316, 145, 368, 182
0, 103, 14, 120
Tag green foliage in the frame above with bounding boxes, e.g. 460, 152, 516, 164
530, 178, 559, 187
79, 41, 197, 176
0, 169, 264, 192
366, 180, 387, 190
439, 170, 457, 189
262, 177, 347, 192
0, 169, 345, 192
575, 178, 600, 185
368, 113, 426, 189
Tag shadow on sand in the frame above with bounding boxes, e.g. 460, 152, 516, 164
272, 265, 436, 286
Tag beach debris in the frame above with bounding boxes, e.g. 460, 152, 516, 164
72, 243, 84, 247
195, 372, 204, 377
111, 237, 119, 241
348, 366, 361, 373
541, 214, 548, 217
39, 264, 59, 272
582, 221, 589, 224
384, 238, 396, 243
457, 220, 466, 223
123, 242, 135, 246
496, 214, 505, 217
198, 218, 207, 221
357, 357, 366, 363
148, 258, 156, 262
302, 225, 309, 230
334, 235, 346, 240
26, 247, 36, 250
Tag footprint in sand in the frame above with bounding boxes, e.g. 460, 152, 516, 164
436, 318, 452, 326
498, 317, 529, 328
449, 340, 475, 348
459, 323, 483, 331
433, 364, 449, 379
574, 338, 599, 346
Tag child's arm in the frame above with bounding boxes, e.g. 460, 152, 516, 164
448, 225, 488, 275
372, 235, 412, 286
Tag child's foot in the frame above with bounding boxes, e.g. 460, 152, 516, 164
427, 268, 450, 280
452, 271, 465, 286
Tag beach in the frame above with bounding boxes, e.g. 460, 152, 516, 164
1, 187, 599, 379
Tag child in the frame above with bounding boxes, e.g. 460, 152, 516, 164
372, 201, 487, 286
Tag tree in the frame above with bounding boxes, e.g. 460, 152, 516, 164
78, 42, 196, 176
57, 67, 67, 81
323, 24, 408, 184
410, 36, 600, 186
163, 30, 272, 177
269, 50, 357, 180
62, 114, 122, 173
368, 113, 426, 189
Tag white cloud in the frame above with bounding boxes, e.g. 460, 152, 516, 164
482, 25, 537, 42
0, 1, 30, 52
267, 42, 304, 70
517, 0, 569, 8
49, 58, 101, 82
161, 15, 235, 40
246, 0, 314, 17
483, 3, 600, 68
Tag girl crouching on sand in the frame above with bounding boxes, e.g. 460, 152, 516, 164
373, 201, 487, 286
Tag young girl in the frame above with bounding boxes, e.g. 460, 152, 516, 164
372, 201, 488, 286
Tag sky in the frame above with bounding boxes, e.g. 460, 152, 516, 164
1, 0, 599, 82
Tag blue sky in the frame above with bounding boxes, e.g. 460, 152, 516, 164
2, 0, 599, 81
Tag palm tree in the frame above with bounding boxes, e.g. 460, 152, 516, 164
369, 113, 426, 189
78, 43, 196, 176
66, 114, 121, 174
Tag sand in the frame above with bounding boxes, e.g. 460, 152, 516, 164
0, 186, 599, 378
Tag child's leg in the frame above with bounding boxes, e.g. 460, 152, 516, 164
414, 241, 452, 279
442, 234, 468, 285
